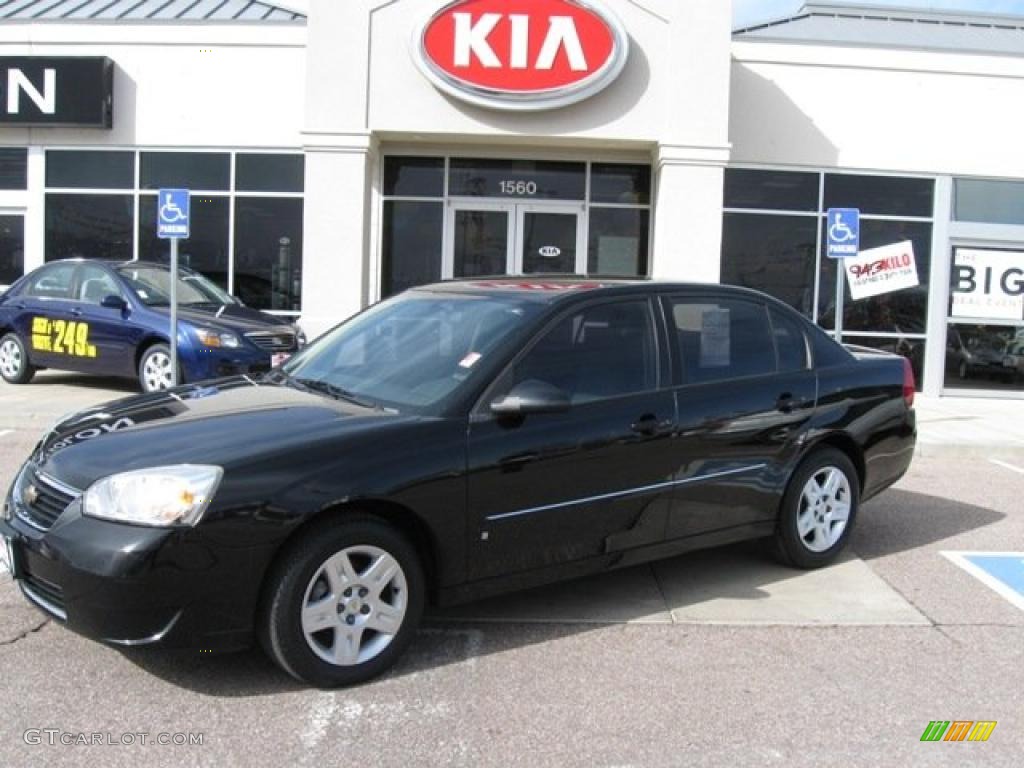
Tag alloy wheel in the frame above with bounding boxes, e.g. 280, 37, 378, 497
300, 545, 408, 667
0, 338, 22, 379
796, 466, 852, 553
143, 351, 173, 391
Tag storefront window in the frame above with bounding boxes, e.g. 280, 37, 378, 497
817, 219, 933, 333
724, 168, 818, 212
140, 152, 230, 191
590, 163, 651, 205
954, 179, 1024, 226
944, 247, 1024, 393
382, 201, 443, 298
45, 194, 133, 261
383, 157, 444, 197
235, 154, 304, 193
41, 150, 304, 313
138, 195, 230, 286
588, 207, 649, 276
723, 168, 934, 388
824, 173, 933, 217
233, 197, 303, 311
1, 215, 24, 286
721, 213, 817, 317
0, 148, 28, 190
46, 150, 133, 189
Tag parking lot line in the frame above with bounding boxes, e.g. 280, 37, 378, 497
989, 458, 1024, 476
941, 551, 1024, 613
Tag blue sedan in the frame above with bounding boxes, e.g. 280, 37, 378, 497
0, 260, 304, 392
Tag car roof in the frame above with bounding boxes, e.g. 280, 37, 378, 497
411, 276, 788, 306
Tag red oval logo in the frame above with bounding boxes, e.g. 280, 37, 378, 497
414, 0, 628, 111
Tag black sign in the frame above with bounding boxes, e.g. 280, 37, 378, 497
0, 57, 113, 128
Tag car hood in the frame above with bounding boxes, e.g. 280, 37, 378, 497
148, 303, 293, 334
33, 376, 415, 490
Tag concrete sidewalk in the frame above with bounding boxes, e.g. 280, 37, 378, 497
914, 395, 1024, 460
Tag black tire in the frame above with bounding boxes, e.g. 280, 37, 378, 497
259, 515, 425, 688
774, 447, 860, 569
137, 343, 180, 392
0, 332, 35, 385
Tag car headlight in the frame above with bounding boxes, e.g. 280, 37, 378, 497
195, 328, 240, 348
83, 465, 223, 527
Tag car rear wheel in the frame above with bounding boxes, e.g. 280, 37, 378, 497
0, 333, 35, 385
138, 343, 179, 392
774, 448, 859, 569
259, 516, 425, 687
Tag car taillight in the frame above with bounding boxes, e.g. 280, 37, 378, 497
902, 358, 915, 408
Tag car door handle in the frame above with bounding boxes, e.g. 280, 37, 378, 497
70, 307, 83, 317
775, 393, 806, 413
631, 414, 671, 436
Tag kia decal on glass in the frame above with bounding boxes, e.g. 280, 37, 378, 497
413, 0, 629, 111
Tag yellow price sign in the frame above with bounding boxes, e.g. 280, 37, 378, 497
30, 317, 98, 358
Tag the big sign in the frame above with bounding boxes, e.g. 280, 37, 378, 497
951, 248, 1024, 321
413, 0, 629, 111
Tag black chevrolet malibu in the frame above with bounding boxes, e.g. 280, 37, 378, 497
1, 279, 916, 686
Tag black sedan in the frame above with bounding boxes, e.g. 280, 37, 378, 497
1, 279, 916, 686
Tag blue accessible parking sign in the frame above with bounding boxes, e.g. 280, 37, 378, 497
157, 188, 190, 239
826, 207, 859, 259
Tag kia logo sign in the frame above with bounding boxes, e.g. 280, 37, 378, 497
538, 245, 561, 258
413, 0, 629, 111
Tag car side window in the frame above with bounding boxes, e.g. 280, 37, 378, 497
666, 296, 775, 384
22, 263, 75, 300
75, 264, 121, 305
501, 299, 657, 405
770, 307, 810, 373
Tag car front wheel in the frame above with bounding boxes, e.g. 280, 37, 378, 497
774, 448, 859, 569
138, 343, 179, 392
260, 516, 425, 687
0, 333, 35, 385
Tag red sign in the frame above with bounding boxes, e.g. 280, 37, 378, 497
414, 0, 628, 111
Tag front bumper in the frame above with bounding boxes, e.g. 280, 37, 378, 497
181, 344, 281, 383
2, 477, 275, 652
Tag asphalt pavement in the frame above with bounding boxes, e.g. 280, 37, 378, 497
1, 371, 1022, 767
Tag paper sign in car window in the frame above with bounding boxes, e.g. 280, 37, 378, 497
700, 307, 731, 367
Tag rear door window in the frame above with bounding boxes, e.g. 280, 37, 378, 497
23, 263, 75, 300
665, 296, 775, 384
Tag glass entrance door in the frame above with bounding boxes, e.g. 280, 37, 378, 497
444, 202, 583, 279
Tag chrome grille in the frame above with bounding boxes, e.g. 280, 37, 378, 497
21, 572, 67, 620
245, 330, 297, 351
16, 470, 79, 531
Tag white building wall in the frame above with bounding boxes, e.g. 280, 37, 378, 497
730, 41, 1024, 179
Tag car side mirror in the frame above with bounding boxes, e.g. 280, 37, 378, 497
490, 379, 570, 417
100, 294, 127, 311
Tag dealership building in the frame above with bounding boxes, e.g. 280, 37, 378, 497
1, 0, 1023, 397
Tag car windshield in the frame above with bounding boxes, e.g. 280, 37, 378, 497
282, 291, 543, 412
116, 265, 237, 307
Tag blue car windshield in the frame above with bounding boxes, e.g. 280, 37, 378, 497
116, 265, 237, 307
282, 291, 543, 412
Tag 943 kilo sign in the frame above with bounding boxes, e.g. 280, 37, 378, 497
843, 241, 919, 301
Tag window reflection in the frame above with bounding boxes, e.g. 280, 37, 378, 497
234, 198, 303, 311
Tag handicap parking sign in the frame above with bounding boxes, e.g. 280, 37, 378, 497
157, 188, 190, 239
826, 208, 859, 258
